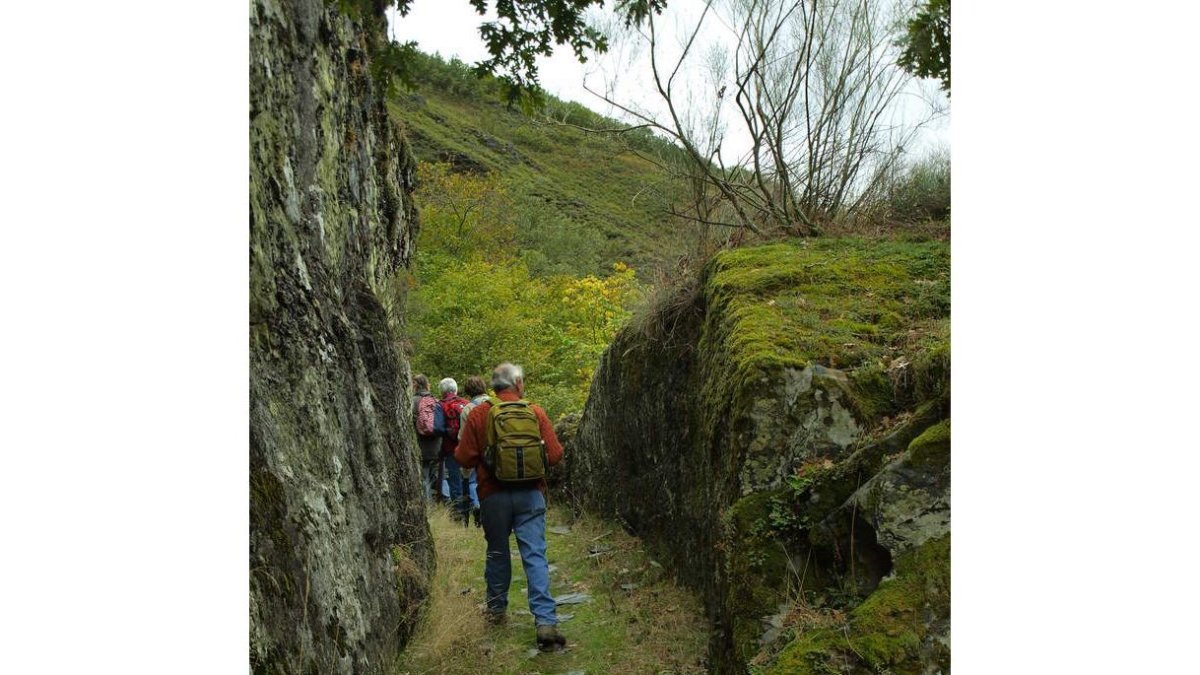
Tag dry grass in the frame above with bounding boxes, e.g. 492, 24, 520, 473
395, 504, 710, 674
394, 510, 493, 667
822, 217, 950, 242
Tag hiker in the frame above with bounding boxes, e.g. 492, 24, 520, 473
437, 377, 469, 518
455, 362, 567, 652
412, 374, 445, 501
457, 375, 489, 526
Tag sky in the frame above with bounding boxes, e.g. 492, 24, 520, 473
385, 0, 950, 163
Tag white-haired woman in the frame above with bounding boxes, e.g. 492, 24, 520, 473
437, 377, 469, 514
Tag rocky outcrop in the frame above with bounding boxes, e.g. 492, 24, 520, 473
250, 1, 433, 673
568, 239, 950, 674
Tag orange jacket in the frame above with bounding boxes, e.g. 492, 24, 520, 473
454, 389, 563, 502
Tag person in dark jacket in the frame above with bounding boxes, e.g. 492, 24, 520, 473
455, 362, 566, 652
412, 374, 444, 501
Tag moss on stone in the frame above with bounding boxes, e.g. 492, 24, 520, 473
703, 238, 948, 377
791, 397, 947, 542
767, 534, 950, 674
575, 236, 950, 673
697, 238, 949, 438
847, 364, 898, 423
728, 491, 795, 582
726, 490, 797, 663
908, 419, 950, 471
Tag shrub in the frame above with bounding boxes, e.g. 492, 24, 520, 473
884, 148, 950, 222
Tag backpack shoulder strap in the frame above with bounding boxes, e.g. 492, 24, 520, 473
485, 397, 501, 445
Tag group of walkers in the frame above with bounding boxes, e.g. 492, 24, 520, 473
411, 373, 487, 524
411, 362, 568, 652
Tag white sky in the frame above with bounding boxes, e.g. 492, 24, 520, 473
386, 0, 950, 163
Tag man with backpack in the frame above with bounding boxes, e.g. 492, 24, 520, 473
455, 362, 567, 652
437, 378, 469, 520
412, 374, 444, 502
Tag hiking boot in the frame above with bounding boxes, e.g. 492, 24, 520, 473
472, 506, 481, 528
484, 609, 507, 626
536, 625, 567, 652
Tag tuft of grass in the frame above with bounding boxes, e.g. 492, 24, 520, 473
395, 506, 710, 674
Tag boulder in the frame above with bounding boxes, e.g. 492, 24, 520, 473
570, 238, 950, 673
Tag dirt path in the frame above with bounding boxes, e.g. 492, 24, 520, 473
395, 504, 709, 674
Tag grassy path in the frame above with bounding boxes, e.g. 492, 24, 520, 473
395, 504, 710, 674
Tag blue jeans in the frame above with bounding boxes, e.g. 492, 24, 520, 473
480, 489, 557, 626
420, 460, 438, 501
449, 469, 480, 508
467, 469, 479, 508
443, 453, 464, 506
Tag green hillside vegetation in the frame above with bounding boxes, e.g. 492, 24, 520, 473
395, 51, 702, 419
405, 163, 643, 420
394, 50, 949, 422
389, 51, 693, 277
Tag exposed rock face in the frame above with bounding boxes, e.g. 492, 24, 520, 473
250, 1, 433, 672
568, 240, 950, 674
846, 420, 950, 556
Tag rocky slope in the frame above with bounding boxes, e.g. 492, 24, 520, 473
249, 1, 433, 672
567, 238, 950, 674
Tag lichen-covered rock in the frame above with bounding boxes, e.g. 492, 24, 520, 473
249, 1, 433, 673
571, 239, 949, 673
739, 364, 862, 496
845, 420, 950, 556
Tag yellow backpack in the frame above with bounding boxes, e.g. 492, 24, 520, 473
483, 398, 547, 485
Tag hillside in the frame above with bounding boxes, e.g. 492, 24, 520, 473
388, 52, 691, 277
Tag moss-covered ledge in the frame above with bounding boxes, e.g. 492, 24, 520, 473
571, 237, 949, 673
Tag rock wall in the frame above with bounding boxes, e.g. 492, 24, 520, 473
569, 240, 950, 674
250, 1, 433, 672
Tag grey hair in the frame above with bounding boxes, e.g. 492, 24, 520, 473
491, 362, 524, 392
438, 377, 458, 394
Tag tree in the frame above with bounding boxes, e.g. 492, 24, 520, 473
360, 0, 669, 105
583, 0, 930, 236
897, 0, 950, 94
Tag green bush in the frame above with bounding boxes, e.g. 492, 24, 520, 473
885, 149, 950, 222
407, 164, 644, 420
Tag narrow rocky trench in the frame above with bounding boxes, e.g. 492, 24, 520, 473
249, 2, 950, 672
394, 503, 711, 674
394, 463, 909, 675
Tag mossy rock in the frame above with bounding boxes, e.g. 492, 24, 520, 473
726, 491, 795, 662
702, 238, 949, 381
766, 534, 950, 674
573, 237, 950, 674
909, 419, 950, 471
